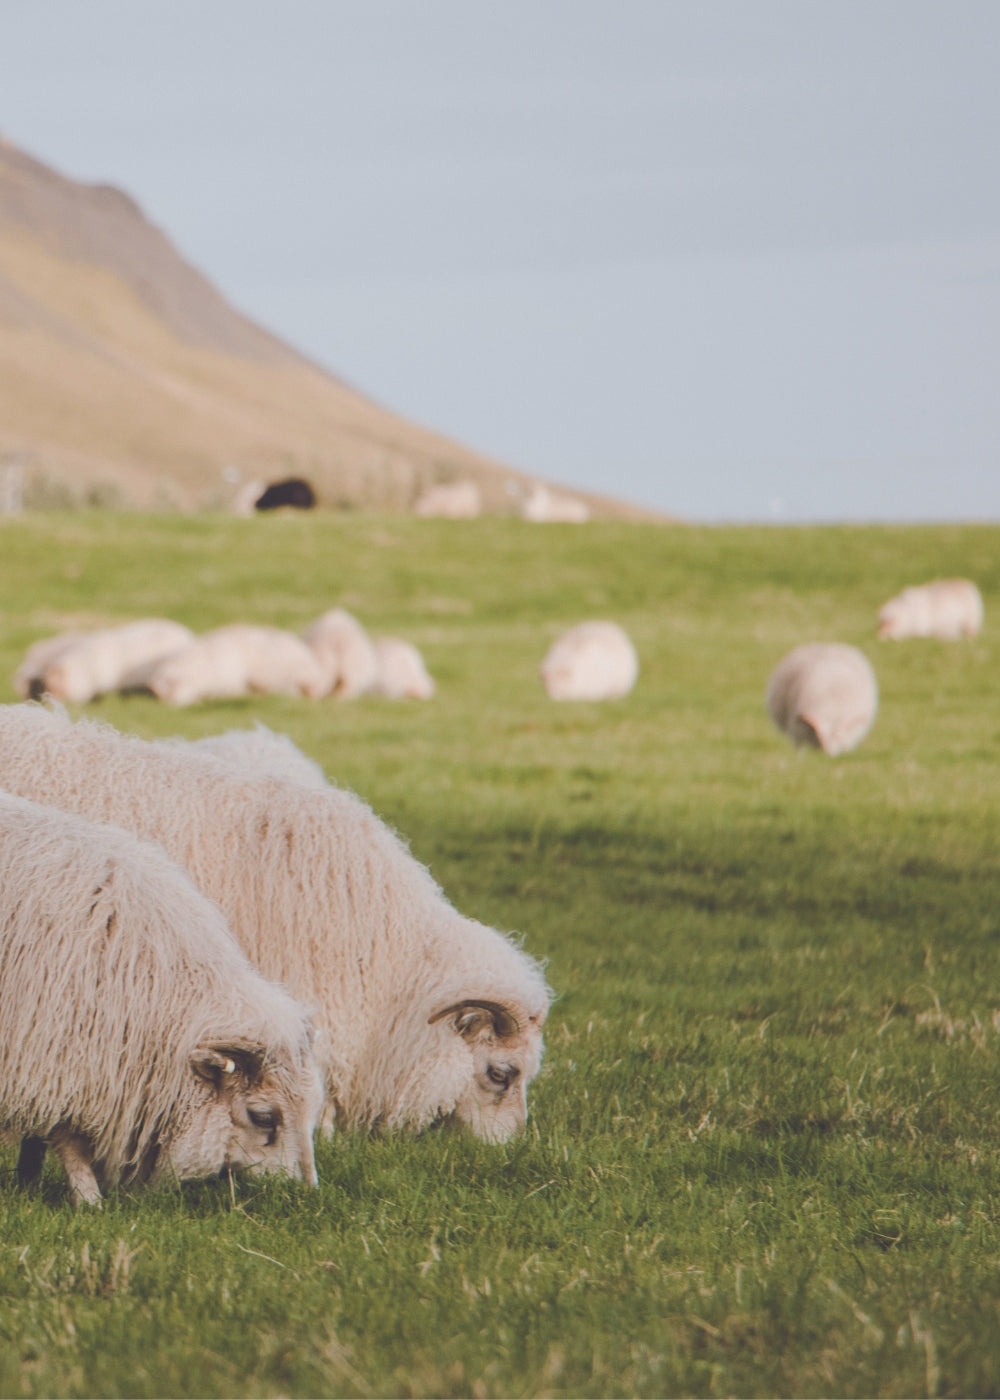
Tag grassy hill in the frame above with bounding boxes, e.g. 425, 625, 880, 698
0, 139, 653, 517
0, 513, 998, 1397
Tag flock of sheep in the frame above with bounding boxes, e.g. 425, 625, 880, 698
0, 573, 982, 1207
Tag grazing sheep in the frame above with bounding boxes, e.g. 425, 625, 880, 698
187, 723, 329, 789
521, 483, 590, 523
413, 481, 482, 519
0, 787, 323, 1207
877, 579, 984, 640
540, 621, 639, 701
14, 620, 194, 703
147, 625, 327, 705
302, 609, 378, 699
0, 705, 552, 1142
254, 477, 317, 511
371, 638, 436, 700
766, 642, 878, 756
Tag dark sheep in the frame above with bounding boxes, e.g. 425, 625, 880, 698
254, 478, 317, 511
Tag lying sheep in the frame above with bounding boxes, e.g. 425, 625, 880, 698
371, 638, 436, 699
302, 609, 379, 699
766, 642, 878, 756
521, 483, 590, 523
148, 625, 327, 705
0, 787, 323, 1207
14, 619, 194, 703
877, 579, 984, 640
540, 620, 639, 701
413, 481, 482, 519
0, 705, 553, 1142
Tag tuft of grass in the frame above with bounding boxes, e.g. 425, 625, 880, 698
0, 512, 999, 1397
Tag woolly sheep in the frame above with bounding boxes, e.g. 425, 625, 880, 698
521, 483, 590, 523
877, 579, 983, 640
0, 787, 323, 1207
766, 642, 878, 756
540, 620, 639, 701
15, 620, 194, 703
0, 705, 553, 1143
413, 481, 482, 519
371, 638, 436, 700
147, 625, 326, 705
187, 723, 329, 789
302, 609, 379, 699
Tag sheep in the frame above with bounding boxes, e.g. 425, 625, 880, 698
302, 609, 379, 699
521, 483, 590, 523
187, 723, 329, 789
0, 786, 323, 1207
877, 579, 984, 640
254, 477, 317, 511
147, 625, 327, 705
371, 638, 436, 700
14, 620, 194, 703
0, 704, 552, 1143
766, 642, 878, 756
540, 621, 639, 701
413, 481, 482, 519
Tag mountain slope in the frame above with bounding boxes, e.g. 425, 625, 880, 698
0, 139, 653, 516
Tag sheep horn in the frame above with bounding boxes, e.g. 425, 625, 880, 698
428, 1000, 522, 1037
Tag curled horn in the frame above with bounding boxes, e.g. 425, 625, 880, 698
428, 1000, 522, 1037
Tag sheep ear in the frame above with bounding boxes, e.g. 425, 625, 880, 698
428, 1000, 522, 1038
191, 1042, 268, 1087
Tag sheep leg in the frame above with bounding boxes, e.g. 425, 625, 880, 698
16, 1135, 47, 1188
50, 1130, 102, 1208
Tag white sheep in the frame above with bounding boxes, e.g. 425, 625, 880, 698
302, 609, 379, 699
877, 579, 984, 640
371, 638, 436, 700
413, 481, 482, 519
0, 786, 323, 1207
187, 723, 329, 789
540, 621, 639, 701
0, 705, 553, 1143
148, 625, 327, 705
521, 483, 590, 523
14, 619, 194, 703
766, 642, 878, 756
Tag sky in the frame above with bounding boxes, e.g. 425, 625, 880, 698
3, 1, 1000, 521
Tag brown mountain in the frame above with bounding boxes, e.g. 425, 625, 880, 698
0, 138, 654, 517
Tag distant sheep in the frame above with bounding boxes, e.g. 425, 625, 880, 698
148, 625, 326, 705
522, 483, 590, 524
371, 638, 436, 699
540, 621, 639, 701
254, 477, 316, 511
877, 579, 983, 640
766, 643, 878, 756
15, 620, 194, 703
302, 609, 378, 699
0, 705, 552, 1143
414, 481, 482, 519
0, 787, 323, 1207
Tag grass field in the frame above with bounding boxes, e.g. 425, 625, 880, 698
0, 511, 999, 1399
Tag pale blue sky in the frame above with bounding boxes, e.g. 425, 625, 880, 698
4, 1, 999, 520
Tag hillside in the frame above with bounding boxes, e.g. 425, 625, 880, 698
0, 138, 652, 517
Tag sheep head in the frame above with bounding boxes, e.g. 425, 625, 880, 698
154, 1038, 324, 1188
428, 999, 546, 1143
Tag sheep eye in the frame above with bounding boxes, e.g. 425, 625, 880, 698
248, 1107, 281, 1133
486, 1065, 517, 1090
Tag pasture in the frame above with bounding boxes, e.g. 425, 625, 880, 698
0, 510, 999, 1399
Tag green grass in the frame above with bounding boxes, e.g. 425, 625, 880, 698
1, 511, 999, 1398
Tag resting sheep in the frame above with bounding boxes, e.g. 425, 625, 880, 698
147, 625, 326, 705
877, 579, 983, 640
371, 638, 436, 700
0, 787, 323, 1206
0, 705, 553, 1142
302, 609, 379, 699
766, 642, 878, 756
413, 481, 482, 519
521, 483, 590, 524
540, 621, 639, 701
14, 619, 194, 703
